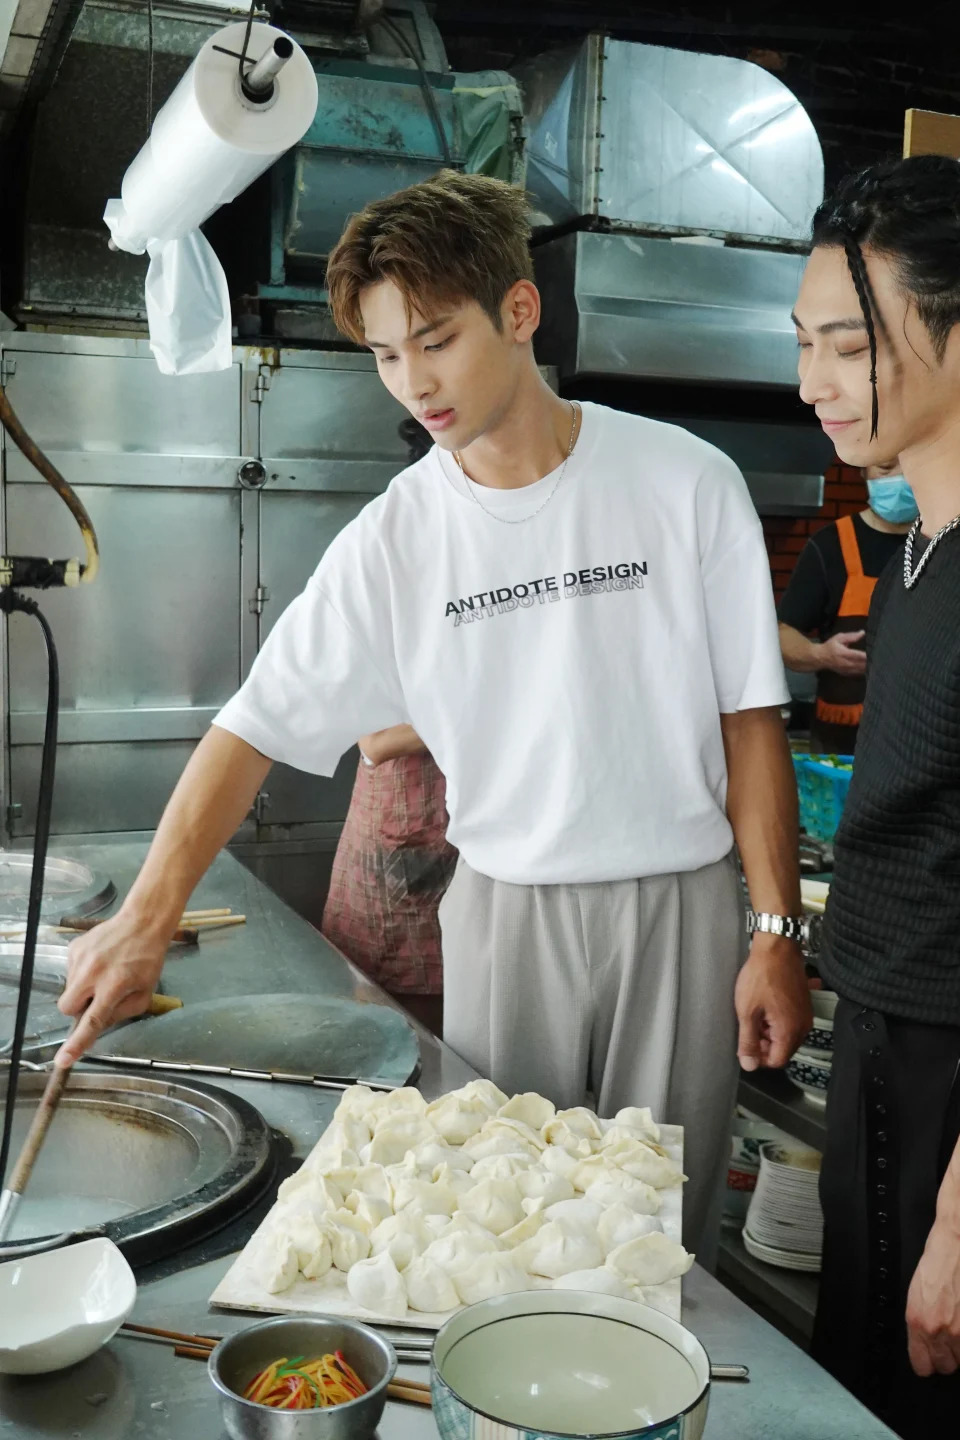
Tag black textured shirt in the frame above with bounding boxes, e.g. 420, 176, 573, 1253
820, 529, 960, 1022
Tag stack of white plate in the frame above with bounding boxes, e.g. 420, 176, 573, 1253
743, 1143, 823, 1271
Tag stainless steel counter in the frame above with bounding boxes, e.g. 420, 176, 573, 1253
0, 841, 898, 1438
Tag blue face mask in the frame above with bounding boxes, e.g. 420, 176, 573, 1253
867, 475, 918, 525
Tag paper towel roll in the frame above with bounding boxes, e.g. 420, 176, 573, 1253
106, 22, 318, 254
104, 22, 317, 374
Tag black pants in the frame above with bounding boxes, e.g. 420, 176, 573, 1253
813, 999, 960, 1438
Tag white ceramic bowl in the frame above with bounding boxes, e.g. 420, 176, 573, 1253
432, 1290, 710, 1440
0, 1236, 136, 1374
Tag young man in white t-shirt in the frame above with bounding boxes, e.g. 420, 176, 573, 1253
59, 171, 811, 1254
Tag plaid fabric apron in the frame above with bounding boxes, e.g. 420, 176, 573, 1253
321, 751, 457, 996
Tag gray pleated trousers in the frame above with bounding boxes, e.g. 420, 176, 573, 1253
438, 851, 746, 1266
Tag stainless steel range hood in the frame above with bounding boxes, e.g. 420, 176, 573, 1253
533, 230, 807, 388
521, 35, 824, 391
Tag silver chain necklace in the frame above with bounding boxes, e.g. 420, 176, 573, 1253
903, 513, 960, 589
453, 401, 581, 525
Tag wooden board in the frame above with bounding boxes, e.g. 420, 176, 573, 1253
210, 1122, 685, 1327
904, 108, 960, 160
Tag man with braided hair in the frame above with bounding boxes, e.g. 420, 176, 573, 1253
794, 154, 960, 1436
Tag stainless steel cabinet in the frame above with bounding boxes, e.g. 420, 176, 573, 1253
254, 351, 410, 832
0, 337, 409, 871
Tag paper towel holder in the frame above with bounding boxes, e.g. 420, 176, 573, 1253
241, 35, 293, 104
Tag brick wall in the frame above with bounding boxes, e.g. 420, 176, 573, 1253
763, 461, 866, 603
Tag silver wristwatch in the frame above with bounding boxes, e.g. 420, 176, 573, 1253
745, 911, 808, 944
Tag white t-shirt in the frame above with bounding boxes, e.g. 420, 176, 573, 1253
215, 401, 788, 884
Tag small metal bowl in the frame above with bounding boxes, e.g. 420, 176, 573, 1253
209, 1315, 397, 1440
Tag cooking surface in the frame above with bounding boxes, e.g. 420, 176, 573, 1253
2, 1069, 273, 1256
0, 942, 71, 1058
0, 843, 899, 1439
92, 992, 420, 1086
0, 853, 115, 921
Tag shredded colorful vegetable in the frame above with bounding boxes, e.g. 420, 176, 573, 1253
243, 1350, 368, 1410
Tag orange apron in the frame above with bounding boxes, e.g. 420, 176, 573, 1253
814, 514, 876, 732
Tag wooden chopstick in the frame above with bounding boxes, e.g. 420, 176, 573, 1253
189, 914, 246, 930
387, 1381, 432, 1406
121, 1322, 221, 1346
181, 908, 232, 921
163, 1332, 432, 1405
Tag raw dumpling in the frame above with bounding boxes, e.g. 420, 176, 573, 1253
600, 1124, 669, 1155
458, 1178, 524, 1235
454, 1252, 530, 1305
446, 1212, 503, 1242
544, 1107, 603, 1144
553, 1267, 636, 1298
403, 1255, 460, 1313
434, 1163, 475, 1198
520, 1220, 603, 1279
597, 1205, 664, 1255
490, 1118, 547, 1152
582, 1169, 661, 1215
315, 1116, 372, 1155
601, 1138, 685, 1189
469, 1154, 537, 1183
278, 1174, 344, 1220
426, 1092, 490, 1145
378, 1086, 428, 1117
460, 1078, 509, 1113
414, 1141, 474, 1177
607, 1232, 694, 1287
351, 1194, 393, 1231
363, 1118, 437, 1168
251, 1232, 298, 1294
298, 1142, 360, 1183
463, 1127, 541, 1162
541, 1124, 596, 1159
514, 1169, 575, 1207
326, 1210, 373, 1271
423, 1227, 500, 1279
369, 1213, 432, 1270
499, 1206, 546, 1249
610, 1106, 661, 1143
544, 1197, 603, 1233
347, 1250, 408, 1320
349, 1164, 394, 1207
275, 1212, 333, 1279
540, 1145, 583, 1179
393, 1175, 459, 1217
334, 1085, 383, 1129
497, 1092, 556, 1130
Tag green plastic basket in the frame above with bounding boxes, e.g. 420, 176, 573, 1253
793, 754, 854, 842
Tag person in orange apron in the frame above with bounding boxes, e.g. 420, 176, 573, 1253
321, 725, 457, 1037
778, 460, 915, 752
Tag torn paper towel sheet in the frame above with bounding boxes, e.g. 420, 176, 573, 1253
104, 21, 318, 375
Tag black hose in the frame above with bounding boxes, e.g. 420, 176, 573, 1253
0, 593, 59, 1194
378, 13, 454, 166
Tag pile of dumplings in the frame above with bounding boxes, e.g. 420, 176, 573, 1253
249, 1079, 693, 1322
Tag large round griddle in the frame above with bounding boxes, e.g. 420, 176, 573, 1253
0, 941, 72, 1060
92, 994, 420, 1086
0, 1069, 274, 1262
0, 852, 114, 922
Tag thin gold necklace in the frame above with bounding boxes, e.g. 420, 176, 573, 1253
453, 401, 581, 525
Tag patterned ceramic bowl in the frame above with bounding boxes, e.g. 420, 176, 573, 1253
431, 1290, 710, 1440
786, 1052, 832, 1107
799, 1018, 834, 1054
